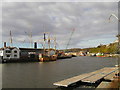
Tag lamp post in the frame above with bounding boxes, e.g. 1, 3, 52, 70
116, 34, 120, 76
109, 14, 120, 74
116, 34, 120, 53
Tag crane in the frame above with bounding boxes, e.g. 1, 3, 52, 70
65, 28, 75, 51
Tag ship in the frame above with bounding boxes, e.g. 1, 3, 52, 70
39, 32, 57, 62
39, 49, 57, 62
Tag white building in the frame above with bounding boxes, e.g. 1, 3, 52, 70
0, 47, 20, 60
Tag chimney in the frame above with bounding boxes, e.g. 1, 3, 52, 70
34, 42, 37, 49
4, 42, 6, 48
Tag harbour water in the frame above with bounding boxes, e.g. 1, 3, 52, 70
1, 56, 118, 88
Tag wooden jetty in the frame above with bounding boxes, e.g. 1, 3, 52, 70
97, 76, 120, 88
104, 70, 118, 81
81, 67, 117, 83
53, 67, 117, 87
96, 81, 111, 88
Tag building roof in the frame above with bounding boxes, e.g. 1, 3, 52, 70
19, 48, 43, 51
0, 47, 54, 51
0, 47, 18, 50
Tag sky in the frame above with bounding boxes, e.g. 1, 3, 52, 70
1, 1, 118, 49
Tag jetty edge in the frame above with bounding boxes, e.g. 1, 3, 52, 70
53, 67, 118, 87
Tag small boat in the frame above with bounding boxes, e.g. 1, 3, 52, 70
96, 53, 106, 57
57, 52, 72, 59
96, 56, 106, 57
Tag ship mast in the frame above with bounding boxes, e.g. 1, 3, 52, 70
10, 30, 13, 47
30, 31, 32, 48
43, 32, 46, 54
54, 36, 56, 52
48, 33, 50, 55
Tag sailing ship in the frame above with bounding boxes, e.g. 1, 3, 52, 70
39, 32, 57, 62
39, 50, 57, 62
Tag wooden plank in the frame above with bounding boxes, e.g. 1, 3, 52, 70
81, 68, 117, 83
81, 73, 104, 83
104, 70, 119, 81
53, 68, 106, 87
53, 73, 92, 87
53, 67, 116, 87
96, 81, 111, 88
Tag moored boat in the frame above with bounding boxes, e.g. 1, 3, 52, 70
39, 53, 57, 62
39, 32, 58, 62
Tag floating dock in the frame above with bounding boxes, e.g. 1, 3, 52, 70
53, 67, 118, 87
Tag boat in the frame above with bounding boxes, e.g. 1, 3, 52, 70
39, 53, 57, 62
96, 53, 106, 57
57, 51, 72, 59
39, 32, 57, 62
96, 56, 106, 57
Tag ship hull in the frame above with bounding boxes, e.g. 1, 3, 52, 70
39, 54, 57, 62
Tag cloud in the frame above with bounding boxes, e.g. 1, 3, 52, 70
2, 2, 118, 49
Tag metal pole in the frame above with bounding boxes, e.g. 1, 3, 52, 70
116, 34, 120, 74
109, 14, 120, 74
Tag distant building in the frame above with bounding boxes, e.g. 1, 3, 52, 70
19, 48, 43, 59
0, 47, 44, 62
0, 47, 20, 60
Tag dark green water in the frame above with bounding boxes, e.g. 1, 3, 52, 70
2, 56, 118, 88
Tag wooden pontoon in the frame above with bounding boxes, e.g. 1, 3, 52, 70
53, 67, 117, 87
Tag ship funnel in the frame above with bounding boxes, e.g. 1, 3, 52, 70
4, 42, 6, 48
34, 42, 37, 49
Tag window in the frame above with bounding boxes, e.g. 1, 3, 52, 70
30, 54, 35, 58
6, 55, 10, 57
14, 55, 17, 57
14, 51, 17, 53
6, 50, 11, 53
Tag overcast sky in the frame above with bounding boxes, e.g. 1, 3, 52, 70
1, 2, 118, 49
